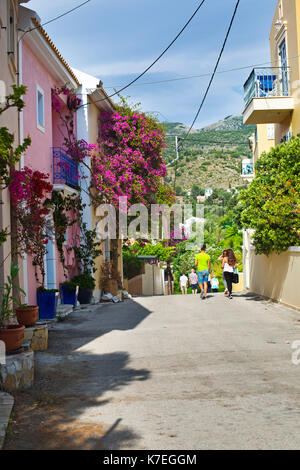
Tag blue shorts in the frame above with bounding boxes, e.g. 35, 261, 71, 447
191, 283, 198, 290
198, 269, 209, 283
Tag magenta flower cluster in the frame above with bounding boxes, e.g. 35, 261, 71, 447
90, 109, 168, 207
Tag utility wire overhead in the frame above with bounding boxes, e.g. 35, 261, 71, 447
18, 0, 92, 43
79, 0, 208, 108
181, 0, 241, 144
103, 54, 300, 89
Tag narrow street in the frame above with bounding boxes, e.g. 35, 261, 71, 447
4, 294, 300, 450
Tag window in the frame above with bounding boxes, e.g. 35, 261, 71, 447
267, 124, 275, 140
7, 0, 15, 56
36, 86, 45, 130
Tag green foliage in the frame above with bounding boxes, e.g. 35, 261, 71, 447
72, 273, 96, 290
0, 264, 26, 327
126, 241, 176, 262
239, 138, 300, 254
0, 85, 27, 114
123, 251, 144, 280
37, 287, 59, 293
223, 225, 243, 250
0, 86, 31, 190
155, 184, 176, 206
0, 229, 8, 246
49, 191, 79, 272
73, 221, 102, 276
60, 281, 78, 291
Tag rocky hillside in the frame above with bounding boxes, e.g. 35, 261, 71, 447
162, 115, 255, 192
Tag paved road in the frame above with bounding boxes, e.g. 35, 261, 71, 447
6, 293, 300, 450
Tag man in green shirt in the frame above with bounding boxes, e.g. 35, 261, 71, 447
194, 244, 211, 299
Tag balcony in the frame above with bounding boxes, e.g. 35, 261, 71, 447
243, 67, 294, 125
52, 147, 79, 193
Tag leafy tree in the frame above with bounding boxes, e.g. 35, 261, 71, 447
239, 138, 300, 254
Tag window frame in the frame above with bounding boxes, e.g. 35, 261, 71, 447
36, 85, 45, 132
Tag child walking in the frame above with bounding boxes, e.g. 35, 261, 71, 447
189, 269, 198, 294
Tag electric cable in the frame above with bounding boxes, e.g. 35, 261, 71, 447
79, 0, 208, 108
102, 55, 297, 89
18, 0, 92, 43
182, 0, 241, 143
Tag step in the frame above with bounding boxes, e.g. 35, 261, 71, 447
0, 392, 14, 449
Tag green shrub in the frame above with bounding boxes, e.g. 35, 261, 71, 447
72, 274, 96, 290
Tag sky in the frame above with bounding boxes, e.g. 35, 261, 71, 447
26, 0, 276, 128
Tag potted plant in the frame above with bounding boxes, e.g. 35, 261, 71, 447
72, 273, 95, 304
0, 264, 25, 352
37, 287, 59, 320
60, 281, 79, 308
15, 304, 39, 327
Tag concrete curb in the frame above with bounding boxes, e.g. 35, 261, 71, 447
0, 392, 14, 449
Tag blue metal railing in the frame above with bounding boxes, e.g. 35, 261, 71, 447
52, 147, 79, 189
243, 67, 290, 107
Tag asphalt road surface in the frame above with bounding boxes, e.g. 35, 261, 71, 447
6, 292, 300, 450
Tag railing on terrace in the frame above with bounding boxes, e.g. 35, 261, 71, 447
52, 147, 79, 189
243, 67, 290, 107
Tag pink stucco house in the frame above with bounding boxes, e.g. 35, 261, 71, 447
19, 6, 81, 304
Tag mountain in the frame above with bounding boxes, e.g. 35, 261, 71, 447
162, 115, 255, 192
199, 114, 249, 132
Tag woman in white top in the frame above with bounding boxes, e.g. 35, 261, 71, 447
218, 250, 229, 295
221, 249, 236, 299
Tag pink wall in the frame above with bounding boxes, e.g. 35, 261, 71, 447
22, 40, 79, 304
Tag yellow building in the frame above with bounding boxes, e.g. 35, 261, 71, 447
242, 0, 300, 310
243, 0, 300, 146
0, 1, 29, 289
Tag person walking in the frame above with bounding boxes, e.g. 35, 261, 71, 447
164, 261, 174, 295
179, 272, 188, 295
189, 268, 198, 294
218, 250, 229, 295
211, 274, 219, 293
195, 244, 211, 300
221, 249, 236, 299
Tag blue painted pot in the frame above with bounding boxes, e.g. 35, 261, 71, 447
37, 291, 59, 320
60, 284, 79, 308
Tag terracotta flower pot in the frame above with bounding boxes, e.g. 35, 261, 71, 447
0, 324, 25, 352
15, 306, 39, 327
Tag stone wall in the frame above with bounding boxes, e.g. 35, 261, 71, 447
23, 324, 48, 351
0, 350, 34, 392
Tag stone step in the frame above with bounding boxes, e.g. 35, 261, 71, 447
0, 392, 14, 449
56, 304, 73, 319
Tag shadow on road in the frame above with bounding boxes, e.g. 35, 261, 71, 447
4, 300, 152, 450
238, 291, 268, 302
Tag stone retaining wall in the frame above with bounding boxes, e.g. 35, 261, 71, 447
23, 324, 48, 351
0, 350, 34, 392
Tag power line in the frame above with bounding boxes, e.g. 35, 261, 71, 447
102, 55, 300, 89
79, 0, 208, 108
18, 0, 92, 43
182, 0, 241, 143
